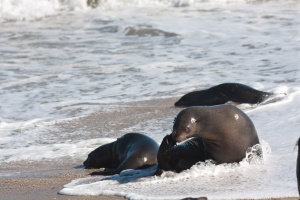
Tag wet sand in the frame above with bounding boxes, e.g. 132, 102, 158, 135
1, 98, 179, 200
1, 161, 298, 200
1, 97, 298, 200
0, 161, 126, 200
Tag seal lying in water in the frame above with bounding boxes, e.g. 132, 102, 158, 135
171, 105, 260, 164
174, 83, 272, 107
84, 132, 159, 175
297, 138, 300, 196
155, 135, 209, 175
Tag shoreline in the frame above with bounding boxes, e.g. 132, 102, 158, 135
1, 98, 179, 200
0, 161, 126, 200
1, 97, 298, 200
1, 161, 298, 200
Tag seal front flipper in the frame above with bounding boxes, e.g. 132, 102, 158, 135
90, 153, 148, 176
155, 134, 176, 174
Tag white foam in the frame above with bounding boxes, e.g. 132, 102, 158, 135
1, 0, 296, 22
1, 139, 115, 163
58, 141, 293, 199
0, 0, 299, 198
59, 91, 300, 199
0, 0, 88, 22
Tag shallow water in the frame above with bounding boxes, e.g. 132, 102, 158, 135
59, 91, 300, 199
0, 0, 299, 199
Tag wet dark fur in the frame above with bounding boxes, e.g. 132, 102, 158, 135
172, 105, 260, 164
155, 134, 211, 175
84, 132, 159, 175
175, 83, 272, 107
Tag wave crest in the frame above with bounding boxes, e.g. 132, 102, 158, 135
0, 0, 88, 22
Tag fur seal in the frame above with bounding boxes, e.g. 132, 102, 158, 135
155, 134, 210, 175
297, 138, 300, 196
174, 83, 272, 107
172, 105, 260, 164
87, 0, 99, 8
84, 132, 159, 175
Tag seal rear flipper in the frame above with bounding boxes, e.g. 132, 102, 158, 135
297, 137, 300, 196
89, 168, 120, 176
89, 157, 142, 176
259, 92, 286, 105
95, 154, 147, 176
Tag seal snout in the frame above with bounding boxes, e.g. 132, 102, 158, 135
171, 130, 185, 143
83, 158, 92, 169
165, 134, 177, 146
171, 130, 177, 142
174, 98, 189, 107
174, 100, 183, 107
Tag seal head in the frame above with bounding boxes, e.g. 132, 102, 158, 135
172, 110, 201, 143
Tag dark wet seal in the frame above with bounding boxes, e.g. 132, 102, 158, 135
125, 27, 179, 37
84, 132, 159, 176
155, 134, 210, 175
171, 105, 260, 165
181, 197, 208, 200
174, 83, 272, 107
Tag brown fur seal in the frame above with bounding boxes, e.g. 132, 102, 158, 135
297, 138, 300, 196
84, 133, 159, 175
174, 83, 272, 107
155, 134, 210, 175
172, 105, 260, 164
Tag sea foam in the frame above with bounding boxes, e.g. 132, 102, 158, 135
59, 91, 300, 199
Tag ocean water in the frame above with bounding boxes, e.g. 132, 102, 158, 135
0, 0, 299, 199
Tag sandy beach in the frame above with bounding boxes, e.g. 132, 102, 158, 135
1, 98, 178, 200
0, 161, 126, 200
1, 98, 299, 200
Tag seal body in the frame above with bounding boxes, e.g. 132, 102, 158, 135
172, 105, 260, 164
174, 83, 272, 107
84, 132, 159, 175
155, 135, 210, 174
297, 138, 300, 196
